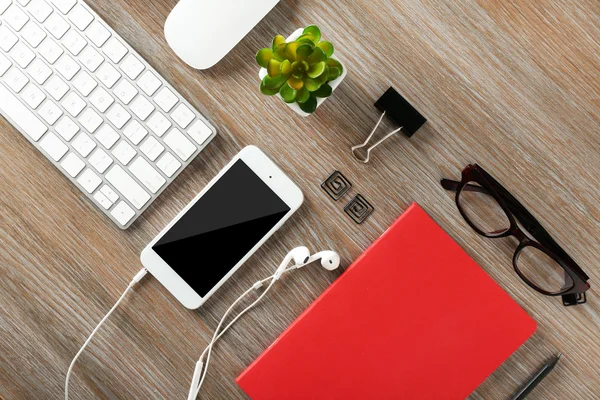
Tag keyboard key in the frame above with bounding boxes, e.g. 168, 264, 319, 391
0, 82, 47, 140
62, 29, 86, 55
62, 153, 90, 176
130, 96, 154, 120
140, 136, 164, 161
88, 148, 112, 173
60, 152, 85, 177
0, 54, 10, 77
102, 37, 127, 63
0, 0, 11, 13
5, 66, 29, 92
77, 168, 101, 193
95, 124, 119, 149
100, 184, 118, 203
38, 37, 63, 63
122, 120, 147, 145
156, 152, 181, 178
72, 70, 97, 96
147, 112, 171, 136
111, 200, 135, 225
50, 0, 76, 14
9, 42, 35, 68
138, 70, 161, 96
16, 0, 31, 7
129, 156, 165, 193
55, 115, 79, 140
44, 75, 68, 100
26, 58, 52, 83
89, 87, 113, 112
85, 20, 110, 47
119, 54, 144, 79
154, 87, 178, 112
72, 131, 96, 156
78, 107, 102, 133
0, 25, 19, 51
38, 100, 62, 124
113, 79, 137, 104
61, 91, 85, 116
21, 83, 46, 108
163, 128, 196, 161
106, 165, 150, 210
21, 20, 47, 47
111, 140, 135, 165
55, 53, 80, 80
39, 131, 68, 160
68, 5, 93, 30
27, 0, 53, 22
45, 12, 70, 38
5, 5, 30, 31
93, 191, 112, 209
171, 103, 195, 129
95, 62, 120, 87
106, 103, 130, 128
187, 120, 212, 145
78, 46, 103, 71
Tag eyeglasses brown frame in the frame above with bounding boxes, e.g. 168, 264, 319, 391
442, 164, 590, 306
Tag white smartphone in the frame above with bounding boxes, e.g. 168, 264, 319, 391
140, 146, 303, 309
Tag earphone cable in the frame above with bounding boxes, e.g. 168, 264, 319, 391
195, 278, 277, 397
189, 266, 298, 399
65, 268, 148, 400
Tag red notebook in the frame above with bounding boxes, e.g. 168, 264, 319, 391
237, 203, 536, 399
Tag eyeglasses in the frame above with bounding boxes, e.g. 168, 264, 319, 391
441, 164, 590, 306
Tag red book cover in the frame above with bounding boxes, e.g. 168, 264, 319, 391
237, 203, 536, 399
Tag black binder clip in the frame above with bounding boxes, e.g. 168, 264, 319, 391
352, 87, 427, 163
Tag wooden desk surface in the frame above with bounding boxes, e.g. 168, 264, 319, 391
1, 0, 599, 398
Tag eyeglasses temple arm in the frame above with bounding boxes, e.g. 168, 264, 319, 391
441, 179, 491, 195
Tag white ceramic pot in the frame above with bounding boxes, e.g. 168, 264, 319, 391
258, 28, 348, 117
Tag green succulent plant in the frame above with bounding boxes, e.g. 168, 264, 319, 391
256, 25, 344, 114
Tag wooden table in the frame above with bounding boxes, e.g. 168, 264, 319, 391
1, 0, 599, 398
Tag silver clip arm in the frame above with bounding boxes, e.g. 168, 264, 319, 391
351, 111, 403, 163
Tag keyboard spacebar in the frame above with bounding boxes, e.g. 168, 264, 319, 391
106, 166, 151, 210
0, 83, 48, 141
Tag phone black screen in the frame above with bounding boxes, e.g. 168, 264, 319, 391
153, 160, 291, 296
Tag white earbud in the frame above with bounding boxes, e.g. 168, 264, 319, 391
289, 246, 311, 264
299, 250, 341, 271
274, 246, 310, 279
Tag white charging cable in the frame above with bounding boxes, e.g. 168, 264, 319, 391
65, 268, 148, 400
64, 248, 339, 399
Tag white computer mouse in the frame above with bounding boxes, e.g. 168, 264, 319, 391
164, 0, 280, 70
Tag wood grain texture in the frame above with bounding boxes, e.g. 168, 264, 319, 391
0, 0, 599, 398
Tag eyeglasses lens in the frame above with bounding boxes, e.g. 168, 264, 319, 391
458, 182, 510, 235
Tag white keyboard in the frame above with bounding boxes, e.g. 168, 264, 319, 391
0, 0, 216, 228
